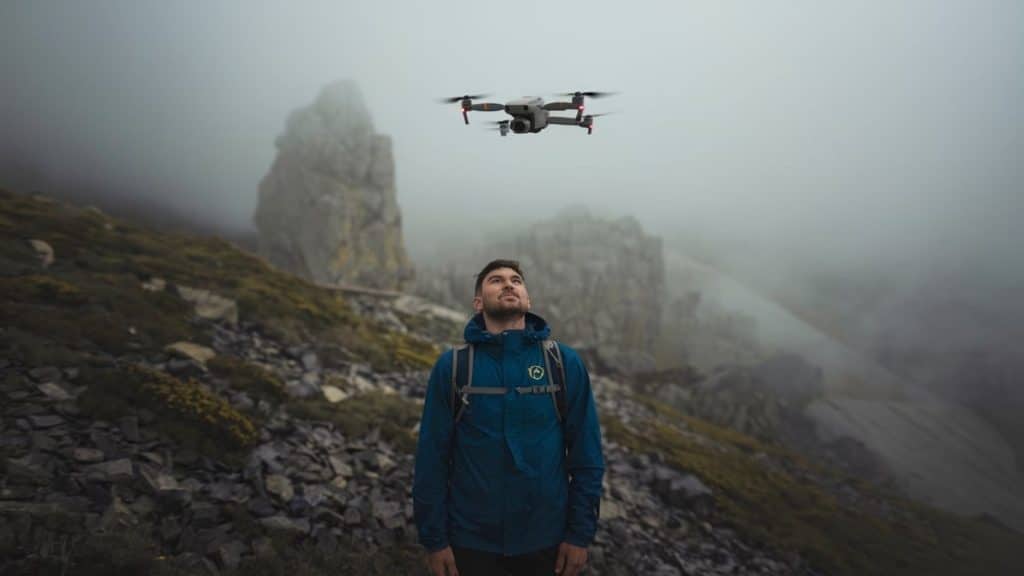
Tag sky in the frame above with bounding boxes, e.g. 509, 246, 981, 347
1, 0, 1021, 350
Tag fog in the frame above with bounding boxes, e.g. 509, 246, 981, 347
2, 1, 1022, 406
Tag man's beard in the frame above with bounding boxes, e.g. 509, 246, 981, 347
483, 294, 527, 320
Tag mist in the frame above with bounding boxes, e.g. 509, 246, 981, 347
2, 1, 1022, 411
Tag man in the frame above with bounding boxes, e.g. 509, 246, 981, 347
413, 259, 605, 576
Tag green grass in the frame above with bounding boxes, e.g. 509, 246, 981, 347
602, 398, 1022, 576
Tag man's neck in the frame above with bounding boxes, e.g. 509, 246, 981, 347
482, 313, 527, 335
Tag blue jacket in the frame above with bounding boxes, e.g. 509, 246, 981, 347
413, 312, 605, 555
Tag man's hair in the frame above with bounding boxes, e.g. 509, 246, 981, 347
475, 259, 525, 295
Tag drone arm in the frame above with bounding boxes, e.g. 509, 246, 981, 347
547, 116, 582, 126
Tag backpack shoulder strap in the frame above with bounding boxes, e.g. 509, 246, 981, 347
451, 343, 473, 422
541, 339, 568, 422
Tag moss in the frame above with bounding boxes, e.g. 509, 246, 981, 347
1, 188, 434, 373
0, 274, 87, 306
288, 391, 421, 453
77, 365, 257, 460
341, 325, 437, 373
394, 309, 463, 344
208, 355, 287, 402
602, 403, 1023, 576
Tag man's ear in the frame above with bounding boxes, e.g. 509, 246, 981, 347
472, 295, 483, 313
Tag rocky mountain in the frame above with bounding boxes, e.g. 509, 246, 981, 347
1, 189, 1020, 575
661, 248, 1024, 533
253, 80, 414, 291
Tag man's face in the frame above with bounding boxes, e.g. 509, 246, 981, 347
473, 267, 531, 320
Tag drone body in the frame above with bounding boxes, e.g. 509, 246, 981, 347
441, 91, 615, 136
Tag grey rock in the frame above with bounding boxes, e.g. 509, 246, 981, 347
313, 507, 347, 527
119, 416, 140, 442
72, 447, 105, 463
264, 474, 294, 502
28, 366, 62, 383
189, 501, 222, 528
302, 484, 329, 507
86, 458, 133, 482
175, 285, 239, 325
36, 382, 72, 401
359, 451, 395, 471
288, 496, 312, 517
372, 499, 401, 522
247, 497, 277, 518
208, 482, 251, 504
343, 507, 362, 525
301, 351, 320, 372
27, 239, 54, 268
27, 414, 63, 429
300, 371, 321, 390
260, 515, 311, 535
329, 455, 353, 477
216, 540, 248, 569
130, 495, 157, 517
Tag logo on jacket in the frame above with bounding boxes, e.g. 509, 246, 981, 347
527, 365, 545, 380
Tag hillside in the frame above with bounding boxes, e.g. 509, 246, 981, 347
0, 189, 1020, 575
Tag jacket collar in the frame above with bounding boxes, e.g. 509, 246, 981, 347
463, 312, 551, 345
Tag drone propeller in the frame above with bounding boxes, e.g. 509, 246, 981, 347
438, 94, 502, 124
558, 91, 617, 120
558, 91, 617, 98
438, 93, 490, 104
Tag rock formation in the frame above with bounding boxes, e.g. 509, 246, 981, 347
253, 80, 413, 290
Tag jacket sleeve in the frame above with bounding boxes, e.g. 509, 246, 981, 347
413, 352, 455, 552
560, 345, 605, 548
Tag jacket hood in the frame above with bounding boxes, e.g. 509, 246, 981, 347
463, 312, 551, 344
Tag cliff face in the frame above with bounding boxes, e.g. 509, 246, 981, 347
415, 206, 664, 373
253, 80, 413, 291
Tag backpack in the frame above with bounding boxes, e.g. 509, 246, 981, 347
450, 339, 568, 425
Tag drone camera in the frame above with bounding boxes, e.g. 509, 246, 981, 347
510, 118, 531, 133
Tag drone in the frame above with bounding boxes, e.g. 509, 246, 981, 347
439, 91, 616, 136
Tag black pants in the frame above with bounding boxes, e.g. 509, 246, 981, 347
452, 545, 559, 576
